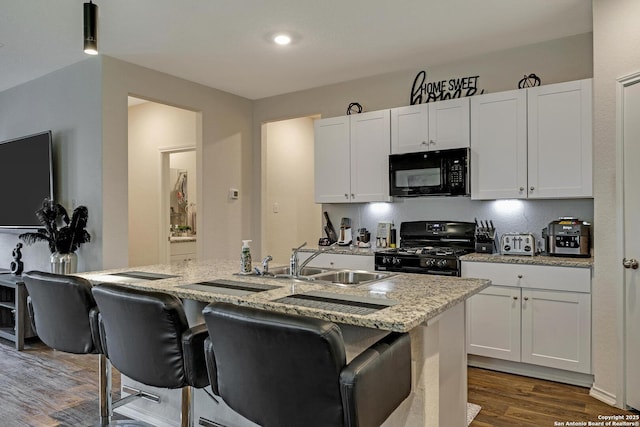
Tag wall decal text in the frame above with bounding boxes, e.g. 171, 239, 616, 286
410, 70, 485, 105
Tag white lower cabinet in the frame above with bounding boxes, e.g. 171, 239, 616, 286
521, 288, 591, 373
466, 285, 521, 362
170, 240, 196, 262
462, 261, 591, 375
297, 252, 374, 271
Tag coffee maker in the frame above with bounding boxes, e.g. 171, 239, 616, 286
376, 222, 392, 248
338, 218, 353, 246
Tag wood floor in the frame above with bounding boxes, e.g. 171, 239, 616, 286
0, 338, 121, 426
0, 337, 638, 426
469, 367, 639, 426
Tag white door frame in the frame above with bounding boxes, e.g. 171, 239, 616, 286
616, 71, 640, 410
158, 145, 196, 263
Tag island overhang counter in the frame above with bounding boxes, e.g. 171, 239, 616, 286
78, 259, 490, 427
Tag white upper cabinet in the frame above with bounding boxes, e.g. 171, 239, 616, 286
349, 110, 391, 202
314, 116, 351, 203
471, 78, 593, 200
391, 98, 470, 154
428, 97, 470, 151
314, 110, 391, 203
527, 79, 593, 198
470, 89, 528, 199
391, 104, 429, 153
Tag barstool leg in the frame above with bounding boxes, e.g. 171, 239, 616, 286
181, 386, 193, 427
99, 354, 112, 425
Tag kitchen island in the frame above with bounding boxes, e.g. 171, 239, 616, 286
79, 259, 490, 427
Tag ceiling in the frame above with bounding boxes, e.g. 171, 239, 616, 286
0, 0, 592, 100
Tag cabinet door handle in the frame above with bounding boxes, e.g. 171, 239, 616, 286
350, 193, 355, 199
512, 296, 518, 300
421, 141, 427, 145
523, 296, 529, 301
519, 187, 525, 192
344, 193, 349, 199
530, 186, 535, 192
517, 274, 523, 279
429, 140, 436, 145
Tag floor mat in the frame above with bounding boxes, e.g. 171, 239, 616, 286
467, 402, 481, 425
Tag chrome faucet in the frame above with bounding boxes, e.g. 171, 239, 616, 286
289, 242, 308, 277
261, 255, 273, 275
290, 241, 339, 278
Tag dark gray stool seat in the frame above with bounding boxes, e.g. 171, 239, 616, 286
203, 302, 411, 427
92, 283, 210, 427
22, 271, 110, 424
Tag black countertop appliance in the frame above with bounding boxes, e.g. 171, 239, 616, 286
543, 217, 591, 257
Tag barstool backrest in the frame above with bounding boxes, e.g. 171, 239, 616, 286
203, 302, 347, 427
23, 271, 99, 354
92, 282, 194, 389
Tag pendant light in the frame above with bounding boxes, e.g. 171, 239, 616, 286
83, 1, 98, 55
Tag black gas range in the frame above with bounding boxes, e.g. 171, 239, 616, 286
374, 221, 476, 276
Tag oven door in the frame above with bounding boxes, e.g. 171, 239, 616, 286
389, 148, 468, 197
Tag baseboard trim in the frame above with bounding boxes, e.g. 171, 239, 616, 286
589, 385, 618, 407
468, 355, 594, 388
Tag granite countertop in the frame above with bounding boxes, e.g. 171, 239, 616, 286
77, 259, 490, 333
170, 236, 197, 243
300, 247, 594, 269
460, 252, 594, 268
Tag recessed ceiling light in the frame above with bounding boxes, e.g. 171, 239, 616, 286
273, 34, 292, 45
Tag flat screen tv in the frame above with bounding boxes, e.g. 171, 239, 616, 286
0, 131, 53, 228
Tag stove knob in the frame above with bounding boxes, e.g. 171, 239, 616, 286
425, 258, 436, 267
437, 259, 448, 268
392, 257, 401, 265
382, 256, 391, 265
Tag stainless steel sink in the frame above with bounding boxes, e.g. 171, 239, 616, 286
269, 266, 329, 277
311, 270, 394, 287
268, 266, 394, 286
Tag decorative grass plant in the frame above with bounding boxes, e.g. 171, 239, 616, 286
19, 198, 91, 254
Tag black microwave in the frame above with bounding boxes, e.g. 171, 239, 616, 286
389, 148, 469, 197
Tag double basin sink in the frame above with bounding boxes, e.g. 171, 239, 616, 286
267, 266, 393, 287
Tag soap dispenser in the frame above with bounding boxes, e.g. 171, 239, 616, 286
240, 240, 253, 273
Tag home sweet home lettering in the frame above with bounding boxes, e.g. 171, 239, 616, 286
410, 70, 485, 105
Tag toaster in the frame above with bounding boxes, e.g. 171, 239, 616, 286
500, 233, 536, 256
543, 217, 591, 257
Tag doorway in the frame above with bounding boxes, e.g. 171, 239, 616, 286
261, 116, 322, 264
619, 72, 640, 411
128, 97, 199, 266
160, 148, 197, 263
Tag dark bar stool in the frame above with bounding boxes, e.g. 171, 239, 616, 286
92, 283, 210, 427
22, 271, 113, 425
203, 302, 412, 427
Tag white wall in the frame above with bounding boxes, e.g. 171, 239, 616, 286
592, 0, 640, 406
0, 58, 103, 272
101, 56, 253, 268
262, 117, 321, 264
128, 101, 197, 266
